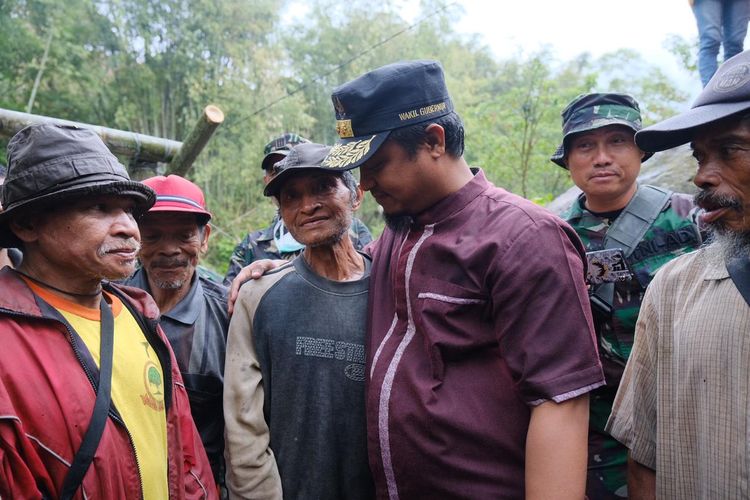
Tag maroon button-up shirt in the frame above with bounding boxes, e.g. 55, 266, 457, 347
366, 170, 604, 499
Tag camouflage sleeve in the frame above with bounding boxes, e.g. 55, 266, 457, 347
350, 218, 373, 250
223, 236, 255, 287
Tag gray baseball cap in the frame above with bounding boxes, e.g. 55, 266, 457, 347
636, 50, 750, 152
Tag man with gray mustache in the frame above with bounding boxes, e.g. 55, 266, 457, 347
124, 174, 229, 496
0, 124, 216, 498
606, 49, 750, 498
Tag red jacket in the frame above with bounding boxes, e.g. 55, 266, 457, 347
0, 268, 217, 499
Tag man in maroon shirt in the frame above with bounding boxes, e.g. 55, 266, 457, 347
232, 60, 605, 499
321, 60, 604, 499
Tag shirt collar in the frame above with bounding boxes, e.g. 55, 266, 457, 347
130, 267, 203, 324
702, 244, 730, 281
162, 272, 203, 324
564, 193, 587, 221
414, 168, 490, 226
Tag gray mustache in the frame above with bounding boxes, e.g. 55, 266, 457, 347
97, 238, 141, 257
694, 190, 743, 212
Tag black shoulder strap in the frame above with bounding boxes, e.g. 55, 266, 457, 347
727, 256, 750, 307
591, 185, 672, 315
603, 185, 673, 257
60, 297, 115, 500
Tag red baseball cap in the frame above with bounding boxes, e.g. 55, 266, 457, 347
141, 175, 211, 224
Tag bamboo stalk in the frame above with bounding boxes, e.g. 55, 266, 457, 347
167, 105, 224, 176
0, 107, 182, 163
26, 29, 53, 113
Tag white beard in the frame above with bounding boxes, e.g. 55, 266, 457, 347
707, 229, 750, 262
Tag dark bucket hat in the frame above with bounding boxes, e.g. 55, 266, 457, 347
260, 132, 310, 170
0, 123, 155, 247
321, 59, 454, 171
264, 142, 334, 197
636, 50, 750, 152
550, 92, 653, 168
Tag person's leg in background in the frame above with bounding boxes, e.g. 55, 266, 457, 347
693, 0, 724, 86
723, 0, 750, 61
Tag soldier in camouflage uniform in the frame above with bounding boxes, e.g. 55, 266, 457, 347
223, 133, 372, 285
550, 93, 702, 499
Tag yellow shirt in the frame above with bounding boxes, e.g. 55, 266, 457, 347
25, 279, 169, 500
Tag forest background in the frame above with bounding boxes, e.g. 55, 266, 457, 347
0, 0, 699, 274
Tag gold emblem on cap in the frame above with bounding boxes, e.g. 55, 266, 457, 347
336, 119, 354, 139
322, 136, 375, 169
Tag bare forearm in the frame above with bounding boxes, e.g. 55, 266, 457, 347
525, 395, 589, 500
627, 455, 656, 500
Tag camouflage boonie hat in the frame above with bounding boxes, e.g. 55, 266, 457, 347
550, 93, 653, 168
261, 133, 310, 170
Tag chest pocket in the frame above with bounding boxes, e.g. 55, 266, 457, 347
413, 277, 491, 381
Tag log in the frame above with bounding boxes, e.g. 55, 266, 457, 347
0, 107, 182, 164
167, 105, 224, 176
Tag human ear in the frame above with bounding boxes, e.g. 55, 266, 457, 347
424, 123, 446, 156
9, 215, 41, 244
200, 224, 211, 254
352, 184, 364, 211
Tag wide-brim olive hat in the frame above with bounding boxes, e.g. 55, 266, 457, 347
321, 60, 454, 171
550, 92, 653, 168
0, 123, 155, 247
264, 142, 334, 197
636, 50, 750, 152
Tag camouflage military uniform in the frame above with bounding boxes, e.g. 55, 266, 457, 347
223, 213, 373, 286
564, 188, 702, 499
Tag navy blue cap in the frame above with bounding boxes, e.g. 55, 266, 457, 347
636, 49, 750, 151
321, 60, 454, 170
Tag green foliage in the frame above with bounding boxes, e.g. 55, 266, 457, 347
0, 0, 692, 272
664, 34, 699, 76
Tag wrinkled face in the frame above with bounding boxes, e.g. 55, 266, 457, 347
138, 212, 208, 290
278, 171, 359, 248
22, 195, 141, 280
692, 117, 750, 234
359, 139, 433, 217
565, 125, 643, 210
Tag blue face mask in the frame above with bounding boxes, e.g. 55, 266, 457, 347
273, 218, 305, 254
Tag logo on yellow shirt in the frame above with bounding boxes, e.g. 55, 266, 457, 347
140, 342, 165, 411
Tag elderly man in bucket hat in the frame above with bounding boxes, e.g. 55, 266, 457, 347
0, 124, 216, 499
224, 142, 373, 499
324, 60, 603, 499
606, 49, 750, 498
123, 174, 229, 495
550, 93, 702, 499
